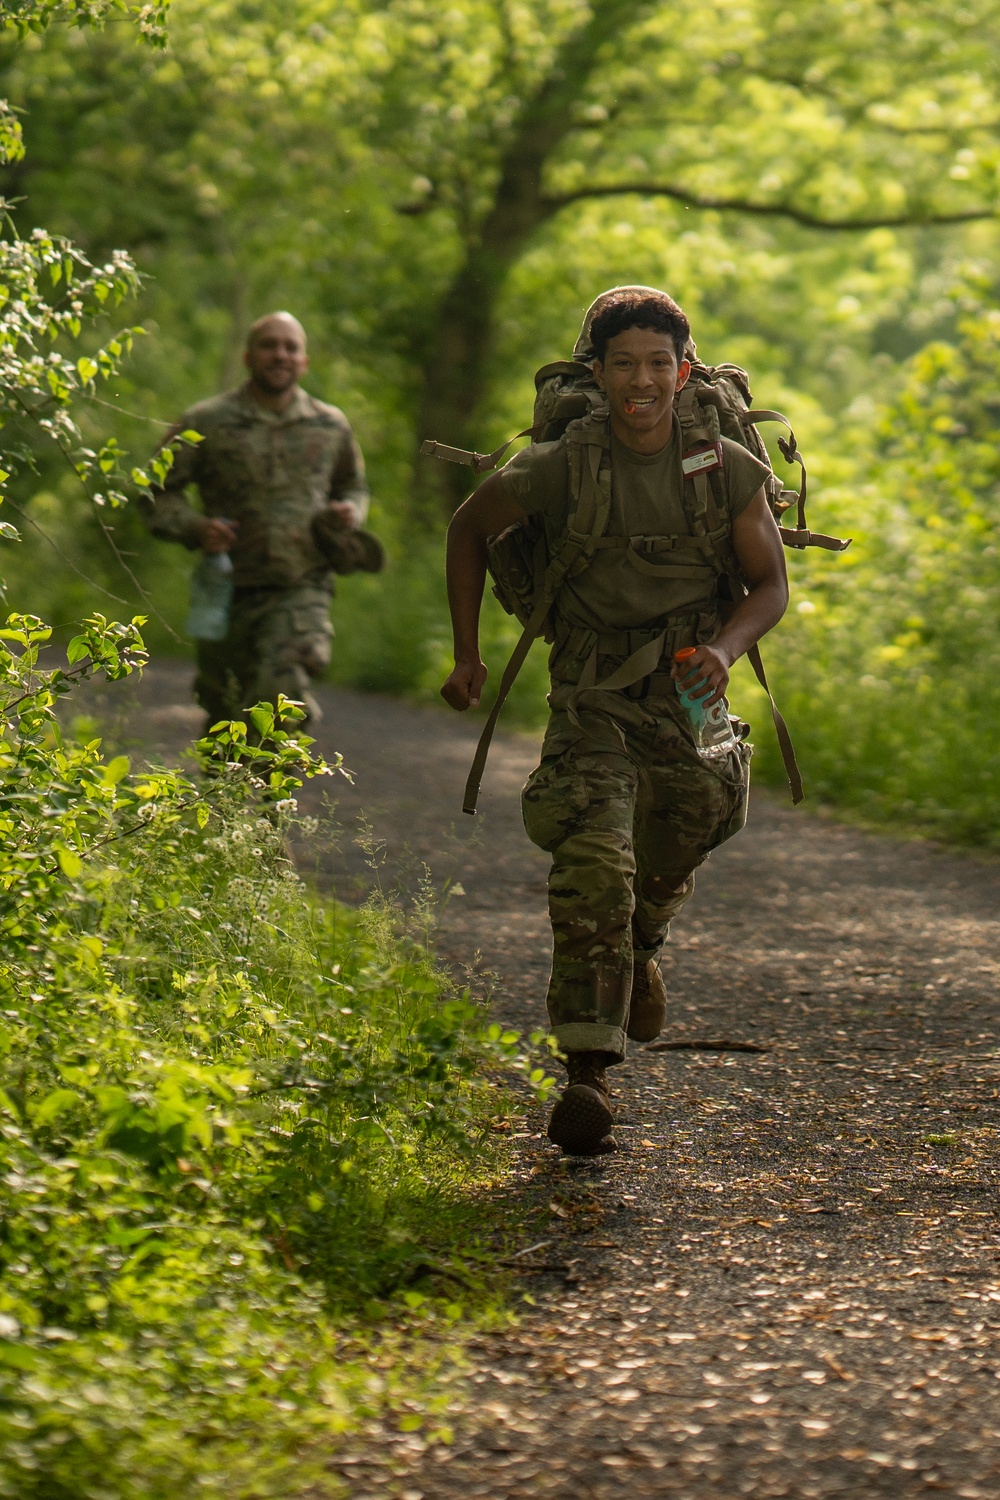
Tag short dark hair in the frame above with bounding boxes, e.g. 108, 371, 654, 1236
589, 291, 690, 364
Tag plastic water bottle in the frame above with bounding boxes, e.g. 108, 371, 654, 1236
674, 647, 738, 761
185, 550, 233, 641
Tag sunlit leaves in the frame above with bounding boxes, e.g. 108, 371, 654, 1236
0, 227, 146, 522
0, 0, 170, 47
0, 99, 23, 166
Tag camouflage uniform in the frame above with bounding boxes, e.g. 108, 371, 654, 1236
501, 422, 769, 1060
145, 382, 369, 724
522, 679, 750, 1060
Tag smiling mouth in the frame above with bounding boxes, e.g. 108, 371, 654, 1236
624, 396, 657, 414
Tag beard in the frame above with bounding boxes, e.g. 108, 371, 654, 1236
252, 365, 299, 393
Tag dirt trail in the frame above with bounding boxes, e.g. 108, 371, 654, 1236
103, 663, 1000, 1499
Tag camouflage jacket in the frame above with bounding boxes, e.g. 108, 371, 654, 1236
144, 383, 370, 588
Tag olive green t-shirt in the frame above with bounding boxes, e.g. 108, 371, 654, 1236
499, 425, 770, 633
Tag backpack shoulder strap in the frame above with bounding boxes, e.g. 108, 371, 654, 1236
462, 419, 612, 816
564, 413, 612, 563
677, 392, 805, 804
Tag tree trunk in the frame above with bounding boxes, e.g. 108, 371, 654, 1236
414, 0, 647, 517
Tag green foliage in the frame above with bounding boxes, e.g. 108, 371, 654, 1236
0, 0, 169, 47
743, 283, 1000, 844
0, 224, 151, 510
0, 618, 537, 1497
0, 5, 548, 1491
0, 207, 206, 629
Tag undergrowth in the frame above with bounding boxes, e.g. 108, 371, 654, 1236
0, 615, 546, 1499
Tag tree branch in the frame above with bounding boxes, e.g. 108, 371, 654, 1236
542, 181, 997, 231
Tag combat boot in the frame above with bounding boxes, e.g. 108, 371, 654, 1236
547, 1051, 616, 1156
626, 958, 667, 1043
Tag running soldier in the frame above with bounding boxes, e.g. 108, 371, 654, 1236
441, 288, 788, 1155
145, 311, 372, 727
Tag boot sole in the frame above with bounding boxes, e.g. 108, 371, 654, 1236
547, 1085, 616, 1156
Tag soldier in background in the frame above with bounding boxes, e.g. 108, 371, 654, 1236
145, 310, 376, 727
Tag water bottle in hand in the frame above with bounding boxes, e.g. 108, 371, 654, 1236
186, 548, 233, 642
674, 647, 738, 761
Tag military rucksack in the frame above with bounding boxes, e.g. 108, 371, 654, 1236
421, 286, 850, 815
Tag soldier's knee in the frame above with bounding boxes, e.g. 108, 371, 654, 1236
550, 830, 636, 911
638, 869, 696, 908
279, 632, 330, 679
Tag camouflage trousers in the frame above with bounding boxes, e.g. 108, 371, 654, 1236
194, 583, 333, 729
521, 682, 751, 1061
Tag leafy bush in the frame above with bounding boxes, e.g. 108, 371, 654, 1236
0, 619, 537, 1498
0, 6, 543, 1494
744, 288, 1000, 844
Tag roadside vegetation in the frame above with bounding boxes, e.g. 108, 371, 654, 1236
0, 8, 545, 1494
0, 615, 537, 1499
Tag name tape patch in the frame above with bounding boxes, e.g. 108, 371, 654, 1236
681, 441, 724, 477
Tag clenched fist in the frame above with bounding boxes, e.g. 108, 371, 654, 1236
441, 658, 488, 711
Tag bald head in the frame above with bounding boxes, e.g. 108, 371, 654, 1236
246, 310, 307, 351
243, 311, 309, 409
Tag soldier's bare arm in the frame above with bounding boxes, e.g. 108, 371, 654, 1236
441, 473, 529, 711
672, 487, 789, 707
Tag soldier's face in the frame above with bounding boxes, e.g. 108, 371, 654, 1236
593, 327, 690, 443
244, 321, 308, 393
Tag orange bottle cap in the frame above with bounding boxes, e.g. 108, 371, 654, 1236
674, 647, 697, 661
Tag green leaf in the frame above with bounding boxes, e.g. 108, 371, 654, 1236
0, 1342, 41, 1371
76, 356, 98, 383
249, 705, 275, 737
32, 1088, 81, 1125
102, 754, 130, 785
56, 845, 83, 878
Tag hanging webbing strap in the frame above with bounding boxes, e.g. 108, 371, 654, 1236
462, 421, 610, 815
421, 425, 543, 476
724, 556, 803, 806
740, 409, 851, 553
462, 582, 560, 816
746, 640, 803, 804
573, 629, 671, 697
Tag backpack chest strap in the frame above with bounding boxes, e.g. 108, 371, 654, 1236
562, 613, 713, 727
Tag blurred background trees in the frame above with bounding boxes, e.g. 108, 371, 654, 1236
4, 0, 1000, 836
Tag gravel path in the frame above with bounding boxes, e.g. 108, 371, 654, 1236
101, 663, 1000, 1499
